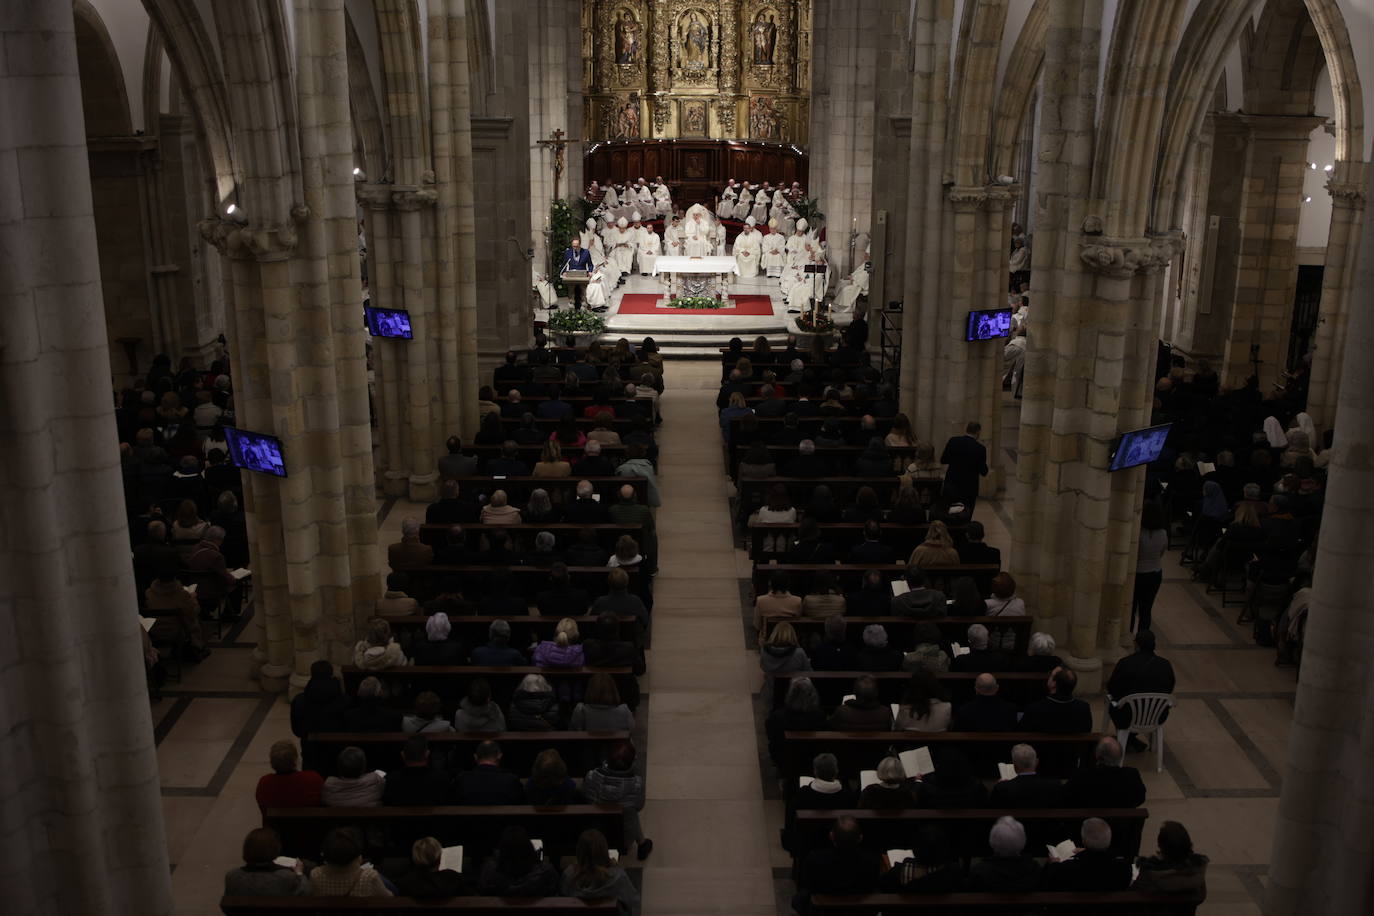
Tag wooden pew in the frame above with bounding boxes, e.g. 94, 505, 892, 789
762, 615, 1034, 655
305, 731, 629, 778
736, 477, 945, 511
746, 521, 967, 560
223, 897, 620, 915
808, 890, 1201, 913
341, 666, 632, 707
727, 444, 917, 478
417, 523, 640, 549
397, 565, 642, 604
751, 562, 1001, 596
780, 730, 1100, 782
793, 807, 1151, 861
262, 805, 623, 862
439, 476, 646, 503
465, 443, 632, 465
769, 670, 1047, 709
385, 614, 636, 645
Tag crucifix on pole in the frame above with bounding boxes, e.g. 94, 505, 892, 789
536, 128, 578, 202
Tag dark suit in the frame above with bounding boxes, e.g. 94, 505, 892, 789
846, 540, 896, 564
453, 764, 524, 805
952, 694, 1018, 731
1041, 849, 1133, 891
1019, 696, 1094, 734
782, 453, 830, 478
535, 584, 591, 617
989, 773, 1065, 809
561, 246, 593, 307
949, 647, 1010, 673
940, 434, 989, 511
563, 498, 609, 523
755, 397, 790, 418
1106, 651, 1176, 728
343, 698, 402, 733
1062, 764, 1147, 808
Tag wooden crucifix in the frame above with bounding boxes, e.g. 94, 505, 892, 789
536, 128, 577, 201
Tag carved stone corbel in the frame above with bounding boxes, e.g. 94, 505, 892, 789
197, 217, 299, 261
1079, 233, 1182, 278
391, 186, 439, 211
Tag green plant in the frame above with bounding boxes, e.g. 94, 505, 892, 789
668, 296, 725, 309
548, 198, 578, 295
792, 197, 825, 226
546, 309, 606, 335
794, 311, 834, 333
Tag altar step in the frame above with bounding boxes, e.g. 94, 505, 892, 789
595, 322, 789, 360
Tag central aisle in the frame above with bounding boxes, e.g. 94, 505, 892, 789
639, 361, 778, 914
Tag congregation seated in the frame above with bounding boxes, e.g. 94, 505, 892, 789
894, 667, 952, 731
1018, 666, 1093, 733
479, 826, 558, 896
565, 480, 610, 523
383, 735, 454, 805
526, 749, 584, 805
968, 816, 1040, 891
1063, 737, 1147, 808
389, 517, 434, 570
256, 740, 323, 813
984, 571, 1027, 617
427, 479, 478, 524
792, 815, 883, 915
767, 677, 828, 763
354, 618, 409, 673
890, 567, 947, 617
438, 435, 480, 479
454, 739, 524, 805
403, 691, 455, 734
392, 836, 469, 898
224, 828, 311, 898
761, 621, 813, 674
455, 679, 507, 732
561, 828, 639, 910
322, 746, 384, 807
988, 743, 1064, 809
344, 676, 402, 732
569, 673, 635, 730
376, 571, 420, 618
412, 613, 467, 666
949, 624, 1006, 673
951, 673, 1018, 731
859, 756, 918, 810
582, 740, 653, 860
828, 675, 893, 730
1041, 816, 1133, 891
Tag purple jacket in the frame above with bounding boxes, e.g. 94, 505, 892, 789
533, 641, 585, 668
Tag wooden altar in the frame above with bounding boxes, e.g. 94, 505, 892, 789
584, 138, 808, 212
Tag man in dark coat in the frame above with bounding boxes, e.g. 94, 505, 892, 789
1062, 737, 1147, 808
289, 660, 349, 772
940, 421, 989, 513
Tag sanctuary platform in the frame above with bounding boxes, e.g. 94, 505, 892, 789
539, 272, 793, 359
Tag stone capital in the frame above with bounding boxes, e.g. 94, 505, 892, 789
946, 185, 987, 211
1326, 178, 1368, 207
1236, 113, 1328, 142
197, 217, 299, 261
1079, 232, 1182, 278
391, 186, 438, 211
355, 183, 393, 210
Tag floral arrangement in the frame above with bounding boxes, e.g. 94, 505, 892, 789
794, 310, 835, 333
546, 309, 606, 335
668, 296, 725, 309
548, 198, 578, 295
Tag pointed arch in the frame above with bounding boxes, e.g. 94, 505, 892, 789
989, 0, 1047, 181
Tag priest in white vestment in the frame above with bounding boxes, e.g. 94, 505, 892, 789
580, 218, 605, 263
734, 216, 762, 278
760, 220, 787, 276
736, 185, 754, 221
663, 216, 683, 257
584, 259, 612, 310
832, 257, 870, 317
636, 221, 661, 276
714, 222, 728, 256
533, 264, 558, 308
606, 217, 636, 279
750, 191, 770, 225
602, 185, 619, 208
635, 180, 654, 211
653, 182, 672, 216
717, 179, 738, 219
784, 218, 810, 267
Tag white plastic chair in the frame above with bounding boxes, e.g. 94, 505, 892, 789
1103, 693, 1175, 773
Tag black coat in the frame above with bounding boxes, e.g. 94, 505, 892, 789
846, 540, 896, 564
1019, 696, 1094, 734
536, 585, 592, 617
1062, 764, 1147, 808
383, 763, 454, 806
782, 454, 831, 478
1042, 849, 1133, 891
810, 640, 860, 671
989, 773, 1065, 809
343, 697, 402, 733
454, 764, 524, 805
952, 694, 1018, 731
939, 434, 989, 500
412, 638, 468, 667
563, 499, 610, 524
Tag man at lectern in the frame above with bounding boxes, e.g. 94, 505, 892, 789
561, 236, 593, 309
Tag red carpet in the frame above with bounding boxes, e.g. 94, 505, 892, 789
616, 293, 775, 317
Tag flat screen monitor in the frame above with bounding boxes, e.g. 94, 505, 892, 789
965, 307, 1013, 341
1109, 423, 1173, 472
224, 427, 288, 478
364, 306, 413, 339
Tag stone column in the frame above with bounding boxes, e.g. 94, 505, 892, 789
444, 0, 480, 434
808, 0, 880, 277
1303, 168, 1367, 432
1266, 160, 1374, 916
1220, 114, 1325, 389
393, 186, 440, 502
0, 3, 173, 910
529, 0, 583, 266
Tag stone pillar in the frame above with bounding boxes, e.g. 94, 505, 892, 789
0, 3, 174, 910
1010, 0, 1108, 688
1304, 167, 1367, 432
202, 0, 383, 688
808, 0, 881, 277
1189, 112, 1248, 360
442, 0, 480, 434
1266, 160, 1374, 916
1220, 114, 1325, 389
529, 0, 584, 266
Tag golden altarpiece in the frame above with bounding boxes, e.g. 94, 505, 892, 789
582, 0, 811, 144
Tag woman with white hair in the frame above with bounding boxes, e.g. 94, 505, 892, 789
858, 756, 918, 810
508, 673, 562, 731
411, 612, 466, 666
1016, 631, 1065, 673
969, 816, 1041, 891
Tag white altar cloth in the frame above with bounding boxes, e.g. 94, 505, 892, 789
652, 255, 740, 276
